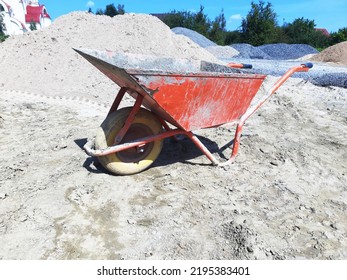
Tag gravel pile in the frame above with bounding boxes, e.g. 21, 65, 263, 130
204, 45, 239, 60
257, 43, 319, 60
231, 43, 272, 59
229, 58, 347, 88
171, 27, 216, 48
232, 43, 318, 60
226, 43, 347, 88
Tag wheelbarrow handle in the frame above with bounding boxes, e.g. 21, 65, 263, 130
227, 62, 253, 69
226, 62, 314, 164
302, 62, 313, 69
245, 62, 313, 122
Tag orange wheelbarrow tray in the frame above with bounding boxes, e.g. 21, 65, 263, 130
75, 48, 313, 175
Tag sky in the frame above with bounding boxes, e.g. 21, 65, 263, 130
42, 0, 347, 33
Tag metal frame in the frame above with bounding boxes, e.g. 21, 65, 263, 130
83, 63, 312, 166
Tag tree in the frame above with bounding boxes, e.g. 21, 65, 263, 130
241, 1, 278, 45
162, 10, 195, 30
0, 12, 7, 42
193, 5, 210, 37
29, 20, 37, 31
105, 4, 118, 17
224, 31, 242, 45
96, 3, 125, 17
283, 17, 330, 48
95, 8, 104, 15
116, 4, 125, 15
0, 12, 5, 33
330, 28, 347, 44
162, 6, 211, 38
209, 10, 227, 44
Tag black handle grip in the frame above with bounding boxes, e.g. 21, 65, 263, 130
242, 64, 253, 69
302, 62, 313, 68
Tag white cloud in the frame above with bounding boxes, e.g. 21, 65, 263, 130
229, 14, 242, 21
86, 1, 95, 8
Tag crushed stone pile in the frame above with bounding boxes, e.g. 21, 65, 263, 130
257, 43, 318, 60
0, 12, 221, 102
229, 43, 346, 88
231, 43, 272, 59
171, 27, 216, 48
231, 43, 318, 60
311, 41, 347, 66
204, 45, 239, 60
169, 27, 318, 61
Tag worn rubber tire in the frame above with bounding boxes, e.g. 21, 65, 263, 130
95, 107, 163, 175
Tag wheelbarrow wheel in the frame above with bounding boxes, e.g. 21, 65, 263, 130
95, 107, 163, 175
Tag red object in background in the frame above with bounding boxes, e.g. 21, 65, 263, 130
75, 48, 312, 171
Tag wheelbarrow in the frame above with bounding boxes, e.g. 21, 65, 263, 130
75, 48, 313, 175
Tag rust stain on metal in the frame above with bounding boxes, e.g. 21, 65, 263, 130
142, 74, 264, 131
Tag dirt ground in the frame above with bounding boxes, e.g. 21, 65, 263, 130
1, 74, 346, 260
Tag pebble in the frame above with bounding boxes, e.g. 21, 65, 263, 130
0, 193, 8, 200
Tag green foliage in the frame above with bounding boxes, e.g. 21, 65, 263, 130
95, 8, 103, 15
209, 10, 227, 45
193, 6, 210, 37
0, 12, 5, 33
0, 33, 6, 42
96, 3, 125, 17
163, 6, 230, 45
0, 12, 7, 42
29, 20, 37, 31
282, 17, 330, 48
330, 28, 347, 44
283, 17, 315, 43
224, 31, 242, 45
241, 1, 278, 46
162, 10, 195, 30
163, 6, 211, 38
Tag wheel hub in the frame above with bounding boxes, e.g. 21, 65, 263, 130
115, 123, 154, 163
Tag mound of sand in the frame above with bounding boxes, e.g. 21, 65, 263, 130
0, 10, 347, 262
311, 41, 347, 65
0, 12, 220, 102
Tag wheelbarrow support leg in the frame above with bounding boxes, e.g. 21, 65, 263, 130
187, 132, 219, 165
220, 63, 313, 166
107, 87, 127, 116
114, 94, 144, 144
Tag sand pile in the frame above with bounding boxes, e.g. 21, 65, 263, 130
311, 41, 347, 66
1, 12, 347, 261
0, 12, 220, 102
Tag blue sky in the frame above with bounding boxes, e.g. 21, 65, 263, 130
42, 0, 346, 32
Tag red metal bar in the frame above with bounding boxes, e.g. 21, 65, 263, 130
185, 132, 219, 165
84, 129, 187, 157
158, 117, 172, 131
107, 87, 127, 116
114, 94, 144, 144
220, 64, 313, 165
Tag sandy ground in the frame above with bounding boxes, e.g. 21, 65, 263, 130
1, 73, 346, 260
0, 12, 346, 260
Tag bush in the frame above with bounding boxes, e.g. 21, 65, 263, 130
241, 1, 278, 46
0, 12, 8, 42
